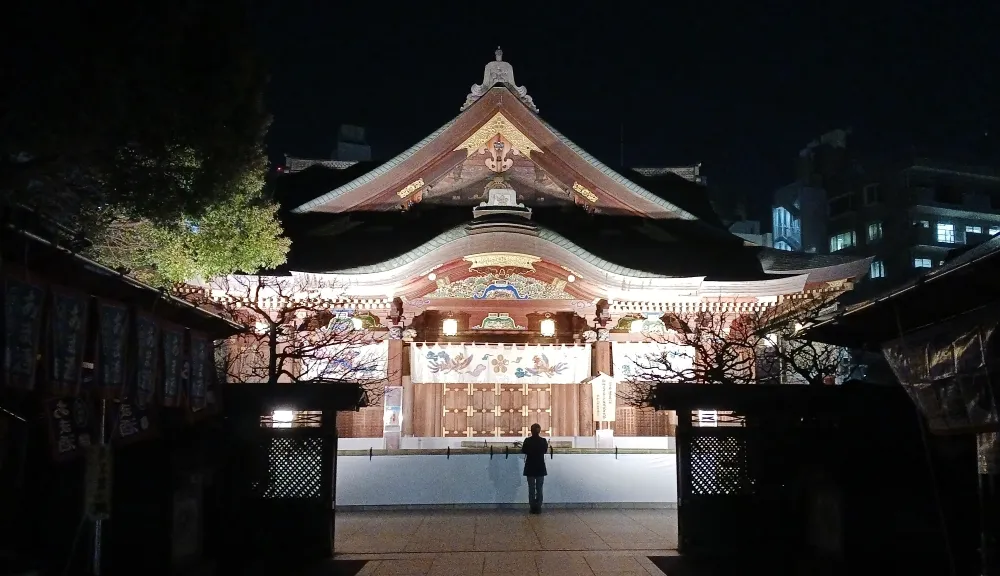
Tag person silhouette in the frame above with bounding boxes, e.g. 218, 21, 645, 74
520, 423, 548, 514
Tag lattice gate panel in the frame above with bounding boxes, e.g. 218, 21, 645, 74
688, 434, 754, 496
442, 384, 552, 437
253, 437, 325, 499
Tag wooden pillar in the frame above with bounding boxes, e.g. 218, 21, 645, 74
386, 338, 404, 447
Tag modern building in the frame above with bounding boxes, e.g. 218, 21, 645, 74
728, 218, 773, 247
207, 51, 869, 511
824, 157, 1000, 295
283, 124, 372, 174
771, 129, 856, 254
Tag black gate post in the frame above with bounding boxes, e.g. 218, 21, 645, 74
675, 406, 692, 554
321, 408, 338, 558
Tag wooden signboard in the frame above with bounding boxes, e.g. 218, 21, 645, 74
84, 444, 113, 521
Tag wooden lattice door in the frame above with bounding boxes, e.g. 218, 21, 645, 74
442, 383, 552, 437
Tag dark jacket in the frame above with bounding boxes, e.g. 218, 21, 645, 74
521, 435, 548, 477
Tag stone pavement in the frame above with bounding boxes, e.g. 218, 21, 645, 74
335, 509, 678, 575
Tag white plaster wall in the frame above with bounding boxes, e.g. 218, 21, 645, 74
335, 453, 677, 507
390, 436, 674, 451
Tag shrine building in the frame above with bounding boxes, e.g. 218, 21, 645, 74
211, 49, 870, 450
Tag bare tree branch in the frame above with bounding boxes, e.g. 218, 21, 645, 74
187, 274, 390, 404
620, 298, 858, 408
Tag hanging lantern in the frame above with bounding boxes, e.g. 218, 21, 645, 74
442, 318, 458, 336
540, 318, 556, 337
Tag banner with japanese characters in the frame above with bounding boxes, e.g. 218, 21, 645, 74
46, 397, 94, 461
132, 313, 159, 408
188, 332, 210, 412
96, 300, 129, 399
3, 275, 46, 391
112, 399, 157, 445
161, 324, 185, 407
47, 288, 89, 396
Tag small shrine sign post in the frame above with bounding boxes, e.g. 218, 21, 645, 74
587, 372, 617, 448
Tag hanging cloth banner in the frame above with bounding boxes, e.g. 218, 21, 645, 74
96, 300, 129, 399
612, 341, 695, 381
47, 288, 89, 396
46, 396, 94, 461
161, 325, 185, 407
132, 313, 159, 408
3, 275, 46, 391
188, 332, 210, 412
410, 343, 592, 384
112, 399, 157, 445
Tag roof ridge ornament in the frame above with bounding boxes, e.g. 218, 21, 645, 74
462, 47, 538, 113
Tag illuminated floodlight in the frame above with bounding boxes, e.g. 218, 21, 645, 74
272, 410, 294, 428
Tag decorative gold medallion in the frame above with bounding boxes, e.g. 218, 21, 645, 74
454, 112, 542, 160
396, 178, 425, 198
463, 252, 541, 271
572, 182, 598, 203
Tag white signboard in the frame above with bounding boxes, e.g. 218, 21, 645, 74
410, 343, 591, 384
383, 386, 403, 432
589, 372, 617, 422
300, 341, 389, 382
612, 342, 694, 382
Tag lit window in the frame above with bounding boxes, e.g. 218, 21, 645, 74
870, 260, 885, 278
829, 231, 857, 252
867, 221, 883, 242
936, 223, 956, 243
967, 225, 982, 234
913, 220, 930, 228
990, 226, 1000, 236
914, 258, 932, 268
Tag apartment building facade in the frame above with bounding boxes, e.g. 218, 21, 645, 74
825, 158, 1000, 295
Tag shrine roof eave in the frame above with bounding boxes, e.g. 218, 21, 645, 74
288, 87, 696, 220
284, 224, 817, 299
537, 118, 698, 220
296, 224, 676, 280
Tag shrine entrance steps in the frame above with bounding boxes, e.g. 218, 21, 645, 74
333, 508, 677, 575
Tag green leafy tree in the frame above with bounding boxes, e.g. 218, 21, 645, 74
0, 0, 288, 284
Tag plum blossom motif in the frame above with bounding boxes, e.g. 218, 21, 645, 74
491, 354, 509, 373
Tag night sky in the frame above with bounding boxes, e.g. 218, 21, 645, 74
259, 2, 997, 222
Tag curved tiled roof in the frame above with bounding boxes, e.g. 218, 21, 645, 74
328, 223, 670, 279
539, 120, 697, 220
288, 86, 698, 220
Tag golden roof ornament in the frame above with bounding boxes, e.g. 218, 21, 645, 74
461, 47, 538, 113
